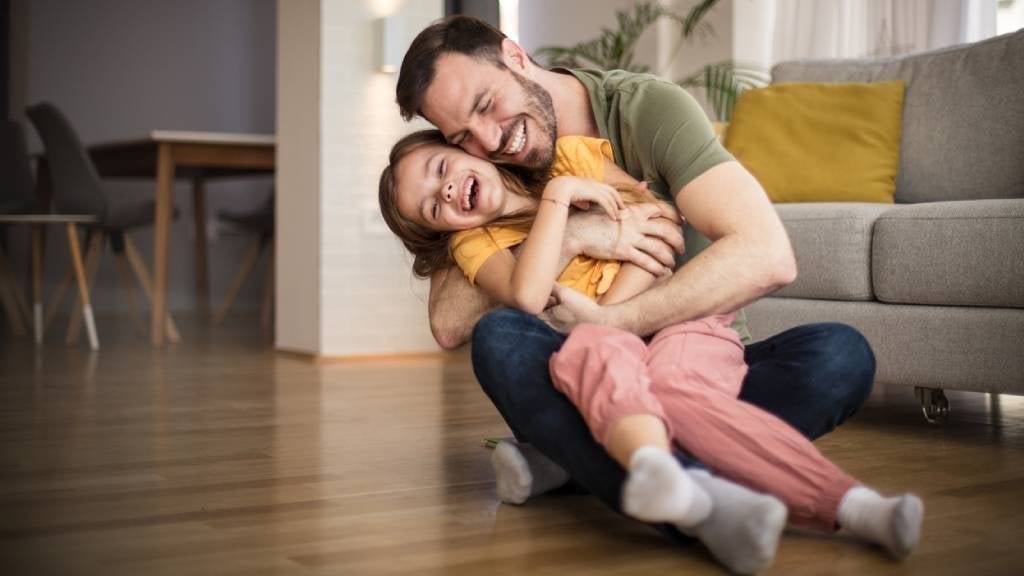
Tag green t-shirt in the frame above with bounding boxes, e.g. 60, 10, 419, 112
567, 68, 750, 343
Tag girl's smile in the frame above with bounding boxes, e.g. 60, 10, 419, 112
395, 142, 532, 232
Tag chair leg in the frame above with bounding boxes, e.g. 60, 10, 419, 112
123, 235, 181, 343
44, 262, 74, 331
0, 247, 28, 337
260, 244, 274, 338
114, 253, 145, 334
65, 224, 99, 351
67, 231, 103, 345
214, 236, 263, 326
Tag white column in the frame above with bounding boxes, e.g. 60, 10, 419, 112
276, 0, 322, 355
277, 0, 442, 357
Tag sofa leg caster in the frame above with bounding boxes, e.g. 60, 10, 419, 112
914, 387, 950, 424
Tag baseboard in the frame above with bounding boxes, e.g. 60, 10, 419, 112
275, 347, 469, 364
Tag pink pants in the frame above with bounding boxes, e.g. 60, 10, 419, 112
549, 318, 857, 531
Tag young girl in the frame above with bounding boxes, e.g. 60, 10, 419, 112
378, 129, 923, 570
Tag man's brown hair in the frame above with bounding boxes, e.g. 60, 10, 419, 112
396, 15, 508, 122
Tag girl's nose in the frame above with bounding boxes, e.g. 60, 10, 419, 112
443, 182, 455, 202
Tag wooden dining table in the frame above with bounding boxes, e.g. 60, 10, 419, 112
84, 131, 276, 345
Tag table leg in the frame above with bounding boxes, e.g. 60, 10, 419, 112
151, 143, 174, 345
192, 177, 210, 320
28, 159, 51, 310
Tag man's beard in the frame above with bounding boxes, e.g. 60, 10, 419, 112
491, 70, 558, 171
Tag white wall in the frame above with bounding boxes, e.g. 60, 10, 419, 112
732, 0, 774, 70
10, 0, 276, 313
276, 0, 442, 357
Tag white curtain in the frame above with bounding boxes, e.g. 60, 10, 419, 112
770, 0, 998, 63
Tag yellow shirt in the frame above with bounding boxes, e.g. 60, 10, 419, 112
449, 136, 621, 300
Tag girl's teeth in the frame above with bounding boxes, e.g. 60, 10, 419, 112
462, 179, 474, 211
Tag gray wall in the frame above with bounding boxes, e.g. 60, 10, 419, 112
7, 0, 276, 314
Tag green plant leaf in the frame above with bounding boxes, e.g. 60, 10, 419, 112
677, 61, 770, 121
534, 1, 693, 72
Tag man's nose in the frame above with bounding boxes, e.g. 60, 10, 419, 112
473, 121, 503, 154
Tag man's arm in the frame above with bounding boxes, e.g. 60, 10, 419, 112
608, 161, 796, 335
543, 161, 796, 336
427, 265, 494, 350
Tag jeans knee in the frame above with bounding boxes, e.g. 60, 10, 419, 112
471, 308, 564, 397
818, 323, 875, 412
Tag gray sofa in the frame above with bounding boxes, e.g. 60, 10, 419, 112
744, 31, 1024, 421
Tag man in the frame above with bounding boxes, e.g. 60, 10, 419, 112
395, 15, 875, 571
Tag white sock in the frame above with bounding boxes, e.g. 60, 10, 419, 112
685, 470, 788, 575
621, 446, 712, 527
491, 440, 570, 505
837, 486, 924, 559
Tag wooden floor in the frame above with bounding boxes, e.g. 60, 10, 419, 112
1, 316, 1023, 575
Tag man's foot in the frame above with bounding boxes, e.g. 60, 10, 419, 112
622, 446, 712, 527
837, 487, 924, 558
684, 471, 788, 575
491, 439, 571, 505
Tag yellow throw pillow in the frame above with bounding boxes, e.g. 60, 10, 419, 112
724, 81, 905, 203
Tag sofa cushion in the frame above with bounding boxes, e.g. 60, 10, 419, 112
772, 31, 1024, 204
773, 203, 893, 301
872, 199, 1024, 308
725, 81, 904, 204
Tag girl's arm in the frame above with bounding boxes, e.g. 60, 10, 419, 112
598, 262, 660, 306
473, 176, 623, 315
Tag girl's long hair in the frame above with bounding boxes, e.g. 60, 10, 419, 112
378, 129, 656, 279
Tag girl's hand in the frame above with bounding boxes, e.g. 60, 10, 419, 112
545, 176, 624, 220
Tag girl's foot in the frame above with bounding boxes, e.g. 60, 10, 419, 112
838, 487, 924, 558
684, 471, 788, 575
622, 446, 712, 527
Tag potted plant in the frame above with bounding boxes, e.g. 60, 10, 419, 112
533, 0, 768, 122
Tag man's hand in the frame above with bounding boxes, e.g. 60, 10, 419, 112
540, 284, 606, 334
565, 203, 683, 277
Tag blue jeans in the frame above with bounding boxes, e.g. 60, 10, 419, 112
470, 308, 875, 540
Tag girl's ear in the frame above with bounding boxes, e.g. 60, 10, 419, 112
500, 38, 528, 72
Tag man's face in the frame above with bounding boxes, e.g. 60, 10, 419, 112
421, 51, 557, 171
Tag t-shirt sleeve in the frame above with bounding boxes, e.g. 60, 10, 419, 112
449, 227, 524, 285
549, 136, 614, 180
624, 80, 734, 198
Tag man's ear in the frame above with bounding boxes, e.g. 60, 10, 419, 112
500, 38, 529, 72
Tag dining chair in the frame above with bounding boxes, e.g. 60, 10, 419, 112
213, 193, 274, 335
0, 119, 100, 349
26, 101, 181, 345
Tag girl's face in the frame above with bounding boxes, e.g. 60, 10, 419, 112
395, 143, 512, 232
